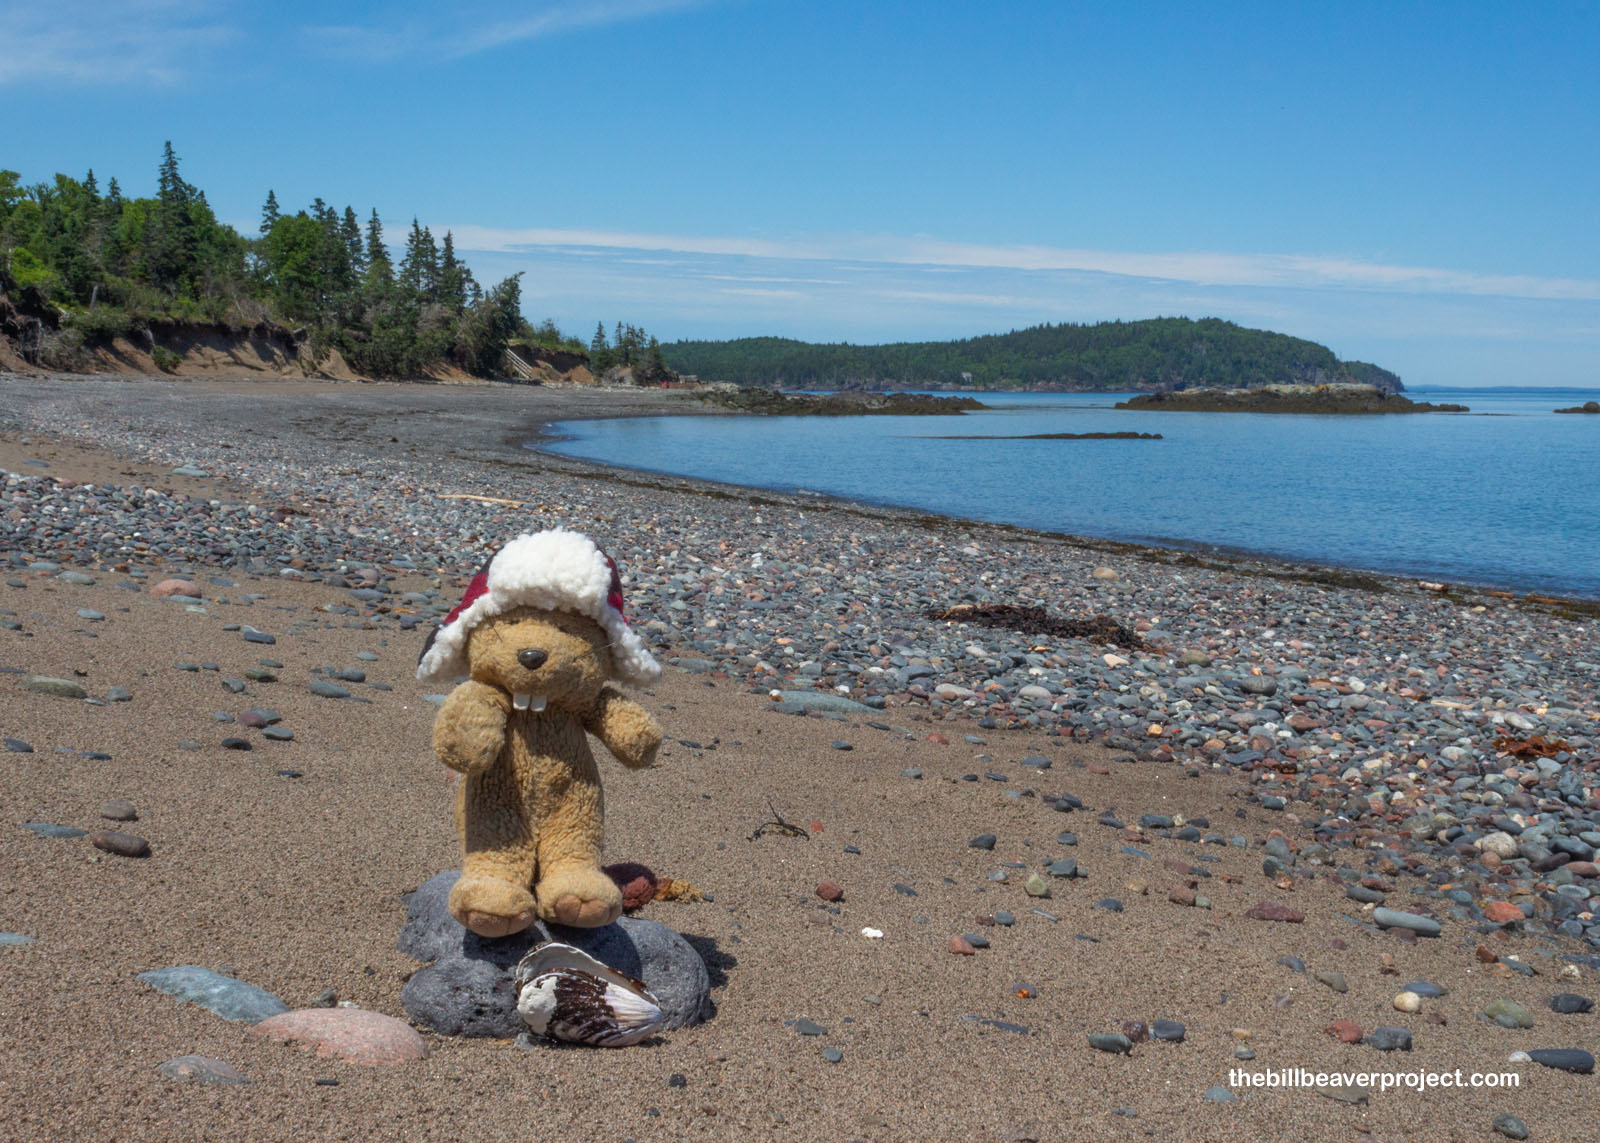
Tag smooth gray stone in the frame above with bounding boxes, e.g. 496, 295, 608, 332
1088, 1032, 1133, 1054
1202, 1085, 1235, 1103
25, 676, 87, 699
1366, 1026, 1412, 1051
106, 686, 133, 703
771, 690, 876, 714
1550, 993, 1593, 1014
23, 822, 86, 838
1526, 1048, 1594, 1073
138, 965, 290, 1023
0, 932, 36, 945
396, 870, 713, 1038
308, 681, 350, 699
170, 465, 210, 477
1373, 907, 1442, 936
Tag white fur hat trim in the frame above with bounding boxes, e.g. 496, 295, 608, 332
416, 529, 660, 689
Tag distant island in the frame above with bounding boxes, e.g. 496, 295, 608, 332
1115, 384, 1468, 414
696, 387, 987, 416
1554, 400, 1600, 414
664, 317, 1403, 393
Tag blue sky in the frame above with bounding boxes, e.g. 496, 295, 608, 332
5, 0, 1598, 386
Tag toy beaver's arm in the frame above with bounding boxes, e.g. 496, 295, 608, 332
584, 685, 662, 770
432, 680, 511, 774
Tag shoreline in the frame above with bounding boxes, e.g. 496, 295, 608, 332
527, 410, 1600, 611
3, 369, 1599, 1140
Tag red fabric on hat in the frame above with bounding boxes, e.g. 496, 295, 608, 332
604, 554, 628, 624
442, 570, 490, 629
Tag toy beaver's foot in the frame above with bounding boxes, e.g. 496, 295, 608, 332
449, 873, 538, 938
536, 866, 623, 928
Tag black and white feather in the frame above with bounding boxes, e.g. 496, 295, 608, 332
514, 942, 664, 1048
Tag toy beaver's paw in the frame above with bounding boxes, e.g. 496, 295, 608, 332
433, 681, 511, 774
449, 873, 538, 938
536, 866, 624, 929
587, 686, 664, 770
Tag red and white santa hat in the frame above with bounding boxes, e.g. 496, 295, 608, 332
415, 529, 660, 688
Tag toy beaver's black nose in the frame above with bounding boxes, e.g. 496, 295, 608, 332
517, 648, 548, 671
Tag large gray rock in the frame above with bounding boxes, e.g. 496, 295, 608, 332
397, 871, 714, 1038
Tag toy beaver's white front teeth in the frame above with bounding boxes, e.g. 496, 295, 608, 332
512, 693, 547, 712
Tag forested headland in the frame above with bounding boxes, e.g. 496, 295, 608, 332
664, 318, 1403, 393
0, 144, 665, 381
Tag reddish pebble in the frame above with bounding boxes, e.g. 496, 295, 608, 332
151, 578, 200, 598
1329, 938, 1347, 950
1121, 1020, 1149, 1043
926, 733, 949, 745
1088, 764, 1110, 775
947, 936, 975, 956
1484, 901, 1524, 925
1566, 862, 1598, 879
252, 1009, 427, 1066
1245, 901, 1305, 923
815, 881, 844, 902
1325, 1021, 1363, 1044
238, 711, 269, 729
1162, 858, 1194, 875
1168, 888, 1197, 906
1476, 944, 1499, 963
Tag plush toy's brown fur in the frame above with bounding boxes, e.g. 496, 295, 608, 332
431, 606, 661, 937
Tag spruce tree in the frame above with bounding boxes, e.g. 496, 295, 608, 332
439, 231, 465, 311
261, 189, 280, 235
340, 206, 364, 276
364, 209, 392, 284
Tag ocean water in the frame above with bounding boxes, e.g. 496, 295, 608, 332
536, 388, 1600, 599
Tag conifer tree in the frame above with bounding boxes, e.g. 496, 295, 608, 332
364, 209, 391, 284
340, 206, 364, 277
261, 189, 279, 235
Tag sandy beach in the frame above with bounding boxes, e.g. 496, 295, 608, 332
1, 372, 1596, 1142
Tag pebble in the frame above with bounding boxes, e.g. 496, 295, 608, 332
822, 1047, 843, 1063
1087, 1032, 1133, 1055
221, 737, 252, 751
1023, 874, 1049, 898
1393, 991, 1421, 1013
4, 738, 33, 753
815, 881, 844, 902
308, 681, 350, 699
24, 676, 87, 699
90, 830, 150, 857
1372, 908, 1441, 937
1326, 1020, 1363, 1043
1314, 971, 1348, 994
1244, 901, 1304, 923
1492, 1113, 1530, 1140
1366, 1026, 1412, 1051
1150, 1020, 1185, 1042
969, 834, 997, 850
99, 799, 138, 822
1526, 1048, 1594, 1073
1483, 999, 1535, 1029
23, 822, 86, 838
242, 630, 276, 645
157, 1055, 250, 1085
1549, 993, 1593, 1014
1403, 979, 1446, 998
1201, 1085, 1235, 1103
251, 1008, 428, 1066
139, 965, 290, 1023
0, 932, 36, 946
263, 727, 295, 741
793, 1019, 826, 1036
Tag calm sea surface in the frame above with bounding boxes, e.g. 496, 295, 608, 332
536, 388, 1600, 599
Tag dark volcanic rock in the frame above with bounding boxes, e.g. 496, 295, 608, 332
396, 870, 713, 1038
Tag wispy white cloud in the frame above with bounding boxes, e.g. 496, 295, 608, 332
0, 0, 235, 86
306, 0, 710, 63
448, 224, 1600, 303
